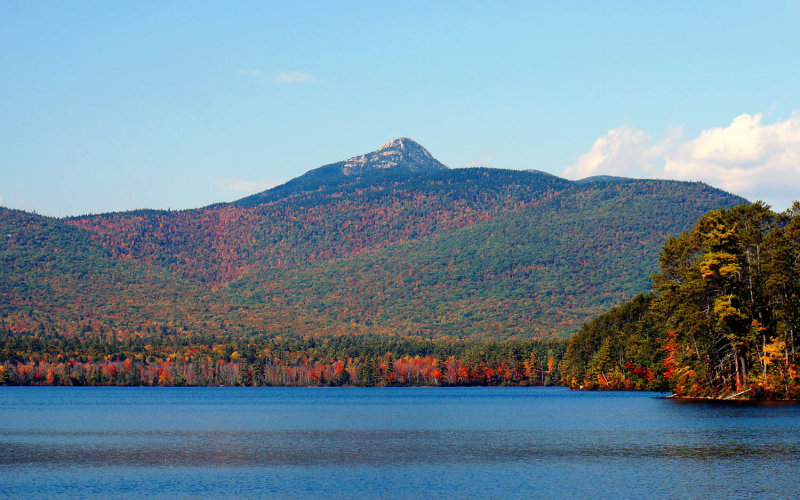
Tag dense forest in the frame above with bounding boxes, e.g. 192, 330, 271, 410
561, 293, 667, 391
0, 333, 566, 387
563, 202, 800, 400
4, 201, 797, 393
0, 139, 757, 387
1, 140, 744, 342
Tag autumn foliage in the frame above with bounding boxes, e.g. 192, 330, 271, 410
564, 202, 800, 400
1, 168, 744, 344
0, 334, 566, 387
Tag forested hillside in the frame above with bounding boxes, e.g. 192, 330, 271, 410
2, 139, 745, 348
66, 167, 568, 285
239, 179, 742, 337
0, 208, 211, 335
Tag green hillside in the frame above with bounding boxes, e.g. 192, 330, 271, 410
0, 208, 230, 337
239, 178, 743, 338
1, 139, 746, 341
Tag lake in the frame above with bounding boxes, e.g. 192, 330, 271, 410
1, 386, 799, 498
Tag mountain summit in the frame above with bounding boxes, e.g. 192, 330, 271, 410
339, 137, 448, 176
235, 137, 449, 206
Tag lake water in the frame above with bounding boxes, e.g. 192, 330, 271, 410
1, 387, 799, 499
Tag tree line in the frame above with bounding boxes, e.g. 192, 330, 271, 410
0, 333, 566, 387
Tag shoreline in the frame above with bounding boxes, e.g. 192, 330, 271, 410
666, 394, 800, 405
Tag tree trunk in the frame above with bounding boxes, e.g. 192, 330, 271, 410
739, 355, 748, 388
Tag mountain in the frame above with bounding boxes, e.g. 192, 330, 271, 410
235, 137, 448, 207
240, 178, 744, 337
0, 208, 216, 336
1, 138, 747, 340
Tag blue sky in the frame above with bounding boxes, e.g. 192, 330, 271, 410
2, 1, 799, 216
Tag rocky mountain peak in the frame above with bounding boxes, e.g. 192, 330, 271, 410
341, 138, 448, 176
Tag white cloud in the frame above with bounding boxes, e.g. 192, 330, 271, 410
563, 113, 800, 211
664, 113, 800, 208
277, 71, 313, 84
563, 126, 669, 179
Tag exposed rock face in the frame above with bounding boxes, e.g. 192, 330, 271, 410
233, 137, 450, 207
340, 137, 448, 176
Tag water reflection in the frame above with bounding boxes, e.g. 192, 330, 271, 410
4, 425, 799, 465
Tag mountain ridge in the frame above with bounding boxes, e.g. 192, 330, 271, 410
2, 138, 748, 340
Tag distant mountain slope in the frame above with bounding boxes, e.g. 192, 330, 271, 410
237, 179, 744, 337
0, 208, 339, 338
1, 208, 199, 335
3, 138, 747, 339
68, 167, 571, 284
